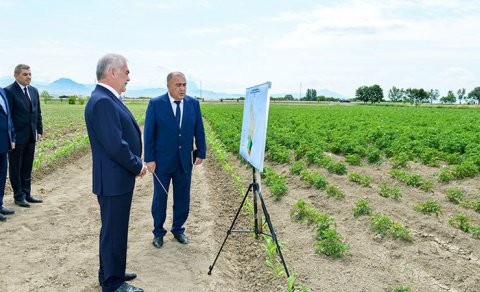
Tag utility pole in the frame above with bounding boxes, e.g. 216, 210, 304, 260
299, 82, 302, 100
200, 80, 203, 100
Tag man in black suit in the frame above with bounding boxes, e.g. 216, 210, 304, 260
4, 64, 43, 208
85, 54, 146, 292
0, 86, 16, 221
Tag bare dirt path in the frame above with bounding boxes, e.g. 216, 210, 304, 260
0, 152, 262, 291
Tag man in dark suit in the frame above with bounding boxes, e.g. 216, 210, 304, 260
85, 54, 146, 292
0, 86, 16, 221
144, 71, 206, 248
4, 64, 43, 208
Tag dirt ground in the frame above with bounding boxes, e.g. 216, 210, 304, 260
0, 144, 479, 291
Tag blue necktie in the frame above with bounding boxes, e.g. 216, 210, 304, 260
174, 100, 181, 128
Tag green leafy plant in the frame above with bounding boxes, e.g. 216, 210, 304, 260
378, 182, 402, 200
371, 213, 412, 241
448, 214, 471, 232
325, 161, 347, 175
300, 170, 328, 189
353, 198, 372, 218
470, 225, 480, 239
290, 160, 307, 175
345, 153, 361, 165
314, 228, 349, 259
446, 189, 465, 204
262, 167, 288, 200
348, 172, 372, 187
438, 167, 454, 182
387, 285, 411, 292
414, 200, 442, 216
326, 185, 345, 200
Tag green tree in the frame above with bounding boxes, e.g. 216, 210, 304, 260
457, 88, 466, 104
356, 85, 383, 103
388, 86, 403, 102
68, 95, 77, 105
440, 90, 456, 104
304, 89, 317, 101
369, 84, 384, 103
405, 88, 429, 104
284, 94, 294, 100
468, 87, 480, 104
355, 86, 369, 103
428, 89, 439, 104
40, 90, 52, 104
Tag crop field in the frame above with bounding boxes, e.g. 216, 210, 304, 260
4, 101, 479, 291
202, 103, 480, 291
32, 101, 148, 174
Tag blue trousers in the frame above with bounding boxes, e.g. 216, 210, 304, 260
97, 192, 132, 292
0, 152, 7, 208
151, 164, 192, 238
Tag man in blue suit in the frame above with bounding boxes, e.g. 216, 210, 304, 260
144, 72, 206, 248
0, 86, 16, 221
4, 64, 43, 208
85, 54, 146, 292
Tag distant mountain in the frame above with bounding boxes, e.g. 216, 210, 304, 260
1, 76, 347, 99
40, 78, 92, 96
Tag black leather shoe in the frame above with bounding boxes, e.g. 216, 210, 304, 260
125, 272, 137, 281
0, 213, 6, 221
0, 207, 15, 215
14, 200, 30, 208
174, 233, 188, 244
26, 196, 43, 203
114, 282, 143, 292
152, 236, 163, 248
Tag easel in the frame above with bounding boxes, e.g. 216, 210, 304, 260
208, 166, 290, 278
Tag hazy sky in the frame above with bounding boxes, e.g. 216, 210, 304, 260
0, 0, 478, 97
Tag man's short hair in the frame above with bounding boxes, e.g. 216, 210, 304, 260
167, 71, 185, 83
96, 54, 127, 81
14, 64, 30, 75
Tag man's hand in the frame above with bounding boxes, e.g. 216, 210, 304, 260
37, 134, 42, 141
10, 142, 15, 150
146, 161, 156, 173
137, 163, 147, 178
194, 158, 203, 165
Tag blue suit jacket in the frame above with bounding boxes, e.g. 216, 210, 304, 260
4, 82, 42, 144
85, 85, 143, 196
144, 93, 206, 174
0, 87, 15, 154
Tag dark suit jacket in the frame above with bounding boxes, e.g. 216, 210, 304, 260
0, 87, 15, 154
85, 85, 143, 196
4, 82, 42, 144
144, 93, 206, 174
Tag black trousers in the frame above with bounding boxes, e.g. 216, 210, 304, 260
8, 141, 35, 201
97, 192, 133, 292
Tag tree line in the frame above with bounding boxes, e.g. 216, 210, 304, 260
355, 85, 480, 104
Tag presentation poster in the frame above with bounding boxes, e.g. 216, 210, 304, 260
239, 82, 271, 172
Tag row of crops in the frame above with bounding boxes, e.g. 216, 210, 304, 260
202, 104, 480, 181
33, 101, 148, 173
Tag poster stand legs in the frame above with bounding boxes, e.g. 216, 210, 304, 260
208, 167, 290, 279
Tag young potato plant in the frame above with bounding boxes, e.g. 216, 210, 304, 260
378, 182, 402, 200
414, 200, 442, 216
370, 213, 413, 242
291, 199, 349, 258
348, 172, 372, 188
353, 198, 372, 218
